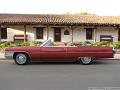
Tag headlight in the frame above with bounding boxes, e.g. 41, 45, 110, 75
5, 51, 14, 59
5, 52, 14, 56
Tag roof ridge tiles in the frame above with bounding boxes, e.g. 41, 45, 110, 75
0, 13, 120, 25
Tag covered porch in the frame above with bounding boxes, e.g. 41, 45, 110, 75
0, 14, 120, 43
0, 24, 120, 43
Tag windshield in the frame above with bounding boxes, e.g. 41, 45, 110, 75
40, 39, 77, 47
40, 39, 52, 46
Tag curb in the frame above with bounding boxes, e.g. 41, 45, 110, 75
0, 58, 6, 60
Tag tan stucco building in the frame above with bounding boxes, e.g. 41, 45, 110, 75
0, 14, 120, 42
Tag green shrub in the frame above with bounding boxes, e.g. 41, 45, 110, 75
69, 41, 120, 49
0, 42, 14, 51
79, 41, 93, 46
1, 41, 120, 52
112, 42, 120, 49
0, 42, 12, 48
83, 41, 92, 44
0, 41, 43, 52
30, 41, 42, 46
64, 42, 68, 46
95, 41, 109, 46
49, 42, 55, 46
70, 42, 80, 46
20, 42, 30, 46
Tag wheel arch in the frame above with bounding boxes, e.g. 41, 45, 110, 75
77, 56, 96, 61
77, 56, 96, 65
13, 51, 31, 61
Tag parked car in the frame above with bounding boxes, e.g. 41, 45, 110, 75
5, 40, 115, 65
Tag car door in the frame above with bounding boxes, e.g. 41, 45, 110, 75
38, 46, 67, 61
66, 46, 80, 61
28, 46, 42, 61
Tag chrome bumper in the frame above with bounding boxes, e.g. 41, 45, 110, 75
5, 51, 14, 59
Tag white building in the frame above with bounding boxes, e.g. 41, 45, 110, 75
0, 14, 120, 42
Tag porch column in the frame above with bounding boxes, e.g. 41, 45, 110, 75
47, 25, 49, 40
71, 26, 74, 43
93, 27, 97, 42
0, 25, 1, 42
24, 25, 27, 42
116, 27, 119, 42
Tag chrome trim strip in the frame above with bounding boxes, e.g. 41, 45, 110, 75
5, 51, 32, 61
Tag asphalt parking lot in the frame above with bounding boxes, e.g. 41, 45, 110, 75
0, 59, 120, 90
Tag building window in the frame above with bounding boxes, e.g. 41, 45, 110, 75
119, 29, 120, 41
64, 30, 70, 35
0, 28, 7, 39
36, 27, 43, 39
86, 28, 93, 40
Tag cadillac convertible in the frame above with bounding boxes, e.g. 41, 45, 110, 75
5, 40, 115, 65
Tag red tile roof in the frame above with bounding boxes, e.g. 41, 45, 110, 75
0, 14, 120, 25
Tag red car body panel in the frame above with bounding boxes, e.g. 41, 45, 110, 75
29, 47, 67, 61
66, 46, 113, 61
5, 46, 114, 62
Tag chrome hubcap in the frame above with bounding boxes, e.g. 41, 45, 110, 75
16, 54, 26, 64
81, 57, 92, 64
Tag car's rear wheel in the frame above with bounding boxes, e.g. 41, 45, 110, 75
14, 53, 29, 65
79, 57, 94, 65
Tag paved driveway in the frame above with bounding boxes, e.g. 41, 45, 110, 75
0, 60, 120, 90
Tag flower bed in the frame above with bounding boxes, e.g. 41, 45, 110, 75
67, 41, 120, 49
0, 41, 42, 52
0, 41, 120, 52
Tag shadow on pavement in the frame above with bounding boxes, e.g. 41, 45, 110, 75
27, 60, 119, 65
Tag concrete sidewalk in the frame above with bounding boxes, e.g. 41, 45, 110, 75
0, 52, 120, 60
0, 52, 5, 60
114, 54, 120, 59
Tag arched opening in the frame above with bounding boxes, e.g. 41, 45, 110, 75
64, 30, 70, 35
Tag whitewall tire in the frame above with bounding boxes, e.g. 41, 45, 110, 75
14, 53, 29, 65
79, 57, 94, 65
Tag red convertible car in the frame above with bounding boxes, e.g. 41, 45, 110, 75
5, 40, 114, 65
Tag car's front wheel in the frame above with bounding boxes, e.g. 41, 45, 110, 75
79, 57, 94, 65
14, 53, 29, 65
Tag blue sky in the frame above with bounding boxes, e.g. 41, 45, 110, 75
0, 0, 120, 16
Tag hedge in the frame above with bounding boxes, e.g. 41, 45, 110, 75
67, 41, 120, 49
0, 41, 42, 51
0, 41, 120, 52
